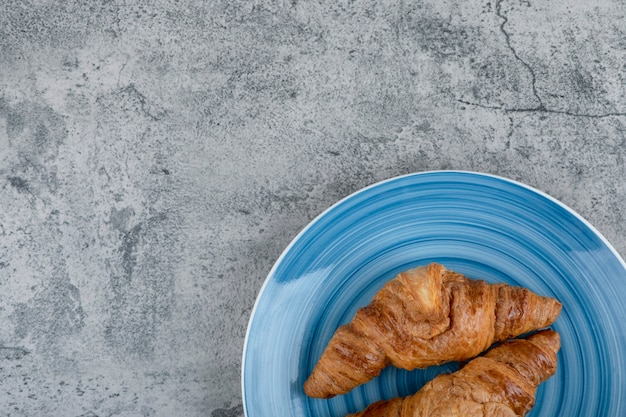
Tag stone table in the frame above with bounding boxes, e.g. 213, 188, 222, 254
0, 1, 624, 416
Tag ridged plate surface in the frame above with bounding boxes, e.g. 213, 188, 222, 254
242, 171, 626, 417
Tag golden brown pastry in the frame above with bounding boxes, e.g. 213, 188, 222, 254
304, 263, 561, 398
346, 329, 560, 417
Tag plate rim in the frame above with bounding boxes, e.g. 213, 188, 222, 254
240, 169, 626, 417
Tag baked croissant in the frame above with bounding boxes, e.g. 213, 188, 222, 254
346, 329, 561, 417
304, 263, 561, 398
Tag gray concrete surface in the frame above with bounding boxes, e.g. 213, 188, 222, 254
0, 0, 624, 416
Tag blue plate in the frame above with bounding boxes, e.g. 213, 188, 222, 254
242, 171, 626, 417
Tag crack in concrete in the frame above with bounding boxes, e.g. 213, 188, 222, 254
117, 53, 131, 88
495, 0, 543, 110
117, 84, 164, 121
490, 0, 626, 119
508, 107, 626, 118
457, 99, 502, 111
457, 98, 626, 118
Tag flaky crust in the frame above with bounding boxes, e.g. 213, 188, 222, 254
346, 329, 561, 417
304, 263, 562, 398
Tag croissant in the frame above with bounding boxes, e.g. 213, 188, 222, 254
304, 263, 561, 398
346, 329, 561, 417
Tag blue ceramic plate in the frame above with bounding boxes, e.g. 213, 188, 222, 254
242, 171, 626, 417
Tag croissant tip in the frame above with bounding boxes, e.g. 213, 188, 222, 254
528, 329, 561, 353
303, 380, 313, 396
548, 298, 563, 323
304, 376, 337, 398
303, 379, 320, 398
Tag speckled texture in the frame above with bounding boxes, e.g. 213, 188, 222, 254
0, 0, 624, 416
